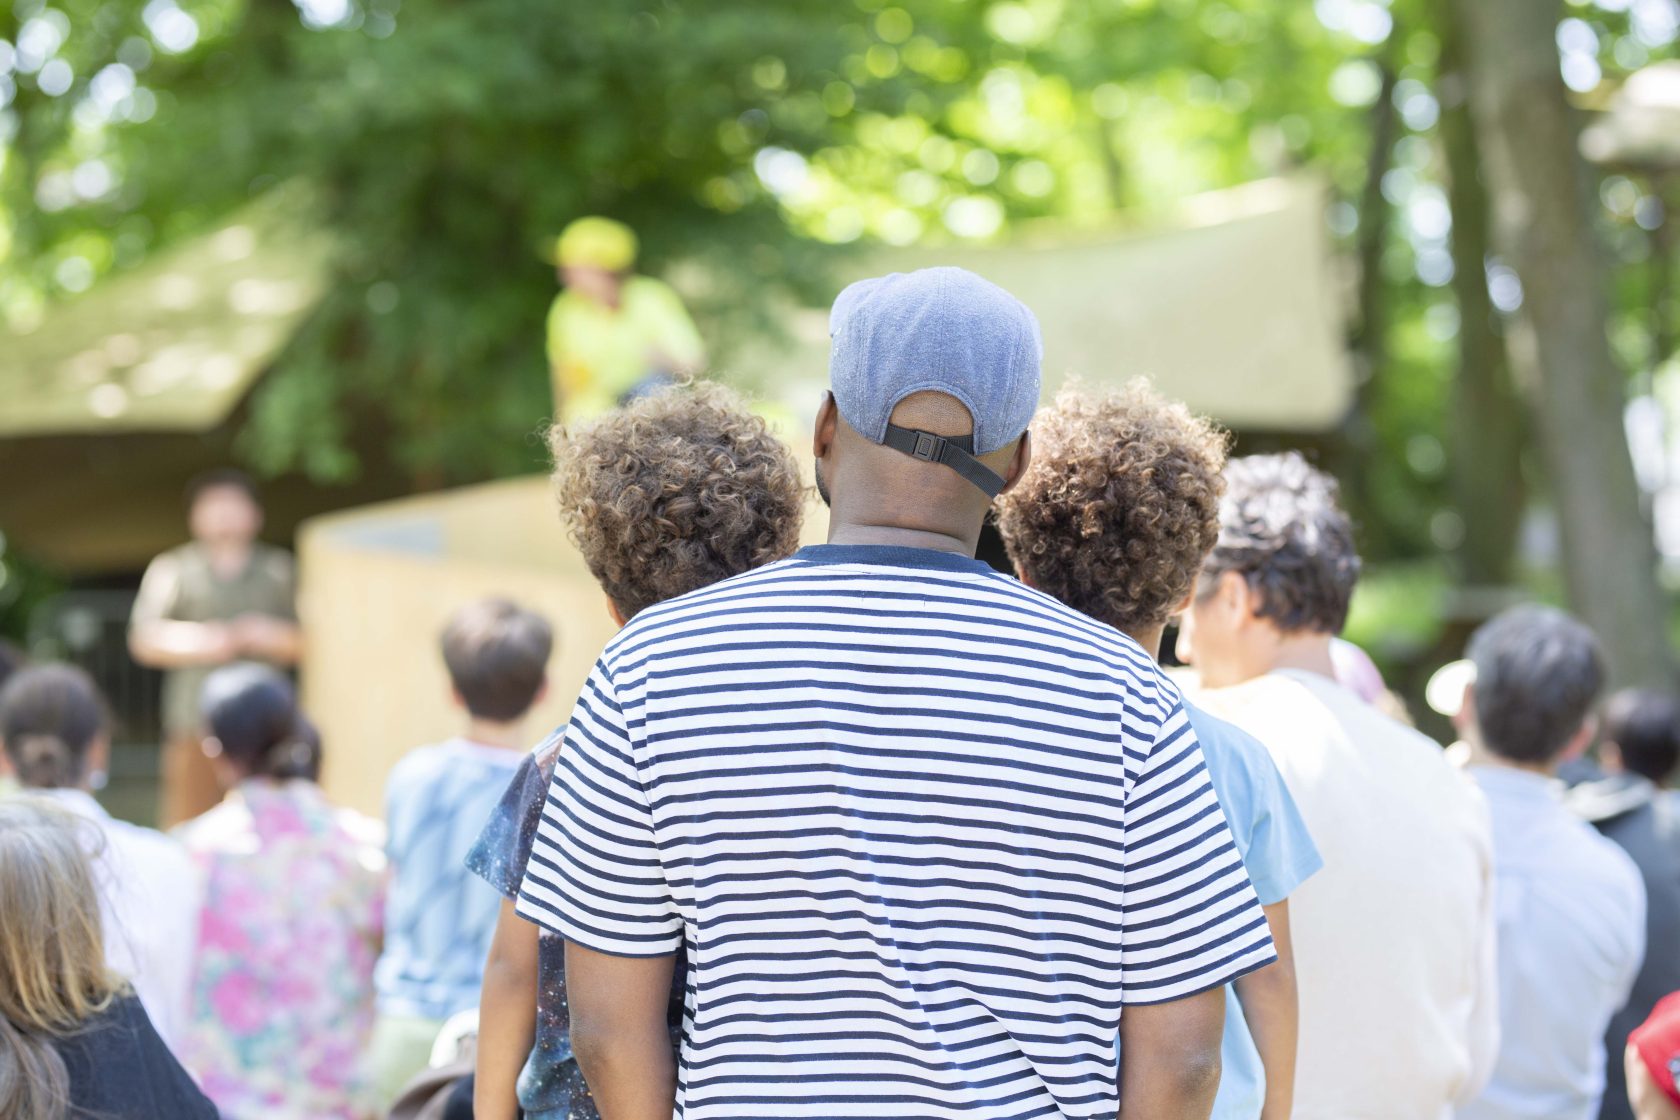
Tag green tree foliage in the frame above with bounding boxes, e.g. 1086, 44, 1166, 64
2, 0, 1677, 581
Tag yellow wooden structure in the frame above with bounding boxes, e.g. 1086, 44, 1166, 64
301, 472, 829, 817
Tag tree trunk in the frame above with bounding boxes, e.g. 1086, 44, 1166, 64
1435, 0, 1527, 593
1451, 0, 1677, 688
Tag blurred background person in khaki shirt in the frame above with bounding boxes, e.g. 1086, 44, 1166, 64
128, 470, 300, 826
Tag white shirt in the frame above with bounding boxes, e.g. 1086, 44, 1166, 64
1458, 766, 1646, 1120
1194, 669, 1499, 1120
44, 789, 202, 1048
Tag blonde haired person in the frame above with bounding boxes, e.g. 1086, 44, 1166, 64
0, 798, 217, 1120
0, 664, 199, 1049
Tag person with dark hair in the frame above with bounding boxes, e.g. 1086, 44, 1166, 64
1569, 691, 1680, 1120
1178, 451, 1498, 1120
0, 797, 218, 1120
1456, 606, 1646, 1120
468, 383, 805, 1120
130, 468, 302, 826
513, 268, 1274, 1119
368, 597, 554, 1107
174, 663, 385, 1120
1576, 688, 1680, 1120
995, 381, 1322, 1120
0, 664, 198, 1050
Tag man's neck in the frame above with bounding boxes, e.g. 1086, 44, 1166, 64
1121, 625, 1165, 662
463, 718, 527, 752
1465, 739, 1556, 778
1265, 631, 1338, 681
200, 539, 254, 578
826, 520, 977, 557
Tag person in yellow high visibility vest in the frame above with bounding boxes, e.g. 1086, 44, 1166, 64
545, 217, 705, 425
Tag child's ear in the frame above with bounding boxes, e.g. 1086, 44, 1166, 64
606, 597, 629, 628
532, 676, 551, 707
200, 736, 224, 760
450, 686, 468, 712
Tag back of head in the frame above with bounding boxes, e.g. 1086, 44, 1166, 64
199, 664, 314, 781
441, 599, 554, 722
996, 381, 1229, 633
551, 382, 805, 620
1468, 605, 1605, 765
0, 798, 120, 1120
822, 267, 1041, 531
0, 665, 108, 791
1604, 688, 1680, 784
1204, 451, 1360, 635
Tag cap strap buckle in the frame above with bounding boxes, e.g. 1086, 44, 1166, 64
881, 423, 1008, 499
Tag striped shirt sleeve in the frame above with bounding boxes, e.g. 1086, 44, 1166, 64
1119, 697, 1276, 1004
514, 665, 682, 957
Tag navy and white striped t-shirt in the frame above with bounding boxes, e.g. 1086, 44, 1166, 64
516, 544, 1275, 1119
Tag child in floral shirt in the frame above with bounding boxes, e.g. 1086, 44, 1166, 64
467, 384, 805, 1120
176, 665, 386, 1120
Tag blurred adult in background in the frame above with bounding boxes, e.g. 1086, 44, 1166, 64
175, 664, 384, 1120
0, 664, 199, 1049
1456, 607, 1646, 1120
0, 798, 217, 1120
1178, 451, 1498, 1120
129, 469, 301, 827
995, 382, 1322, 1120
1568, 690, 1680, 1120
545, 215, 704, 425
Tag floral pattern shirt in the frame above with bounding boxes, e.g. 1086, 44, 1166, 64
175, 779, 387, 1120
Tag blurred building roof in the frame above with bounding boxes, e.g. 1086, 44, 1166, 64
0, 189, 332, 438
1581, 61, 1680, 170
729, 175, 1353, 431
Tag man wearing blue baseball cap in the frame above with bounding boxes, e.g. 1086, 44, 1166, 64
515, 267, 1274, 1119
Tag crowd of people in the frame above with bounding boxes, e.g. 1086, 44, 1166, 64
3, 264, 1680, 1120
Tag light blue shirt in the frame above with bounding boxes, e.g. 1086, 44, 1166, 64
375, 739, 525, 1020
1459, 766, 1647, 1120
1187, 704, 1324, 1120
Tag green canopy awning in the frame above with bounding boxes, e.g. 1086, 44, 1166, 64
0, 190, 333, 437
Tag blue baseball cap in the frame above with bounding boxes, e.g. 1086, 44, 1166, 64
828, 267, 1043, 467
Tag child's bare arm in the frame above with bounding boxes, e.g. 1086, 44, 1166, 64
1233, 900, 1298, 1120
475, 900, 541, 1120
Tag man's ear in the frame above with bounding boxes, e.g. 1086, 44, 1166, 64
606, 596, 629, 628
1218, 570, 1251, 619
1560, 715, 1599, 764
1014, 566, 1034, 588
813, 392, 838, 462
1453, 682, 1477, 738
995, 430, 1033, 497
201, 735, 224, 760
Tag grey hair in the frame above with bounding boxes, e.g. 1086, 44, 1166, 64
1467, 605, 1604, 765
1199, 452, 1360, 635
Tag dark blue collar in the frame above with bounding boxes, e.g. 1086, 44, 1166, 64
793, 543, 995, 575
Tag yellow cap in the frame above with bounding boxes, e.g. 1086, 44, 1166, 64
554, 216, 637, 271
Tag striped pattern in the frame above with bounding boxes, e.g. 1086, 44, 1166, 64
517, 544, 1274, 1119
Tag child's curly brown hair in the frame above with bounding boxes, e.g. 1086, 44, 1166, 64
995, 380, 1230, 634
550, 383, 805, 621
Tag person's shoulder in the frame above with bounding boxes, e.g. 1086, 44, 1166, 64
1572, 813, 1647, 900
624, 274, 684, 307
1185, 702, 1278, 791
105, 816, 193, 871
599, 557, 806, 659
